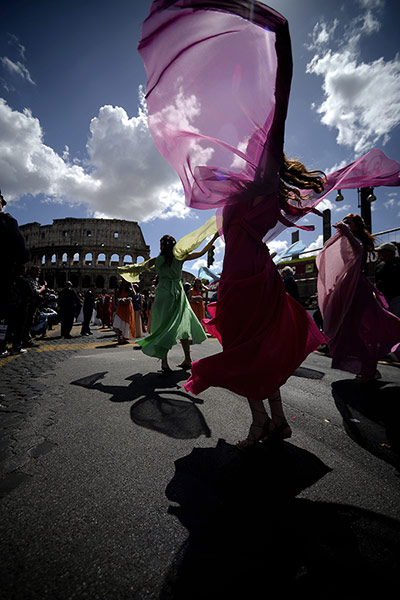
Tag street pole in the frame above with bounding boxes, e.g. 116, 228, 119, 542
359, 187, 373, 232
322, 209, 331, 243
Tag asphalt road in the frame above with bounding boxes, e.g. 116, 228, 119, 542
1, 324, 399, 599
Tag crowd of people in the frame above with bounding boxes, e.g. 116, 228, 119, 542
0, 229, 218, 356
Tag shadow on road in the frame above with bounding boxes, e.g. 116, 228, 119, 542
161, 439, 399, 599
332, 378, 400, 468
71, 371, 211, 439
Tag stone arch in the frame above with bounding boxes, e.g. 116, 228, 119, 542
136, 255, 145, 264
82, 275, 91, 288
57, 272, 67, 288
110, 254, 119, 266
95, 275, 105, 289
123, 254, 133, 265
97, 253, 106, 265
41, 254, 46, 265
70, 274, 79, 288
85, 252, 93, 265
46, 273, 55, 288
109, 275, 118, 289
62, 253, 68, 263
73, 252, 80, 264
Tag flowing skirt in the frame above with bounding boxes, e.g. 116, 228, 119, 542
185, 255, 328, 400
137, 280, 206, 359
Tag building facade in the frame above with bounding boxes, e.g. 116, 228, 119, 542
20, 218, 150, 291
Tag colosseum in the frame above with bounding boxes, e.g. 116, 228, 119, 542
20, 217, 150, 291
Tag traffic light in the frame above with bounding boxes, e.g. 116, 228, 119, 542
207, 245, 215, 267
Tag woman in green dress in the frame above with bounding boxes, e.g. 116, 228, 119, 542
136, 232, 218, 373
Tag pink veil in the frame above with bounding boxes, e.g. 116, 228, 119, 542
139, 1, 400, 241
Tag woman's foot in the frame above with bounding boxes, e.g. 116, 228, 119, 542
178, 361, 192, 370
237, 416, 272, 450
355, 370, 382, 383
237, 423, 265, 450
261, 418, 292, 445
161, 359, 173, 375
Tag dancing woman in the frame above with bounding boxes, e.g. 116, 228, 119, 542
138, 0, 400, 446
135, 232, 218, 373
316, 214, 400, 382
184, 159, 328, 447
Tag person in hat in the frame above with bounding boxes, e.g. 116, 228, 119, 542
375, 242, 400, 317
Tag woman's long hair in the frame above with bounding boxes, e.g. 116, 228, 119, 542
278, 155, 325, 209
193, 278, 202, 290
160, 235, 176, 266
343, 213, 375, 253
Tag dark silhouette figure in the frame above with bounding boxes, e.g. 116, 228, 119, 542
58, 282, 81, 338
81, 286, 96, 336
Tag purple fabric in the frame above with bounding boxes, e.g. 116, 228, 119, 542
140, 3, 400, 242
139, 0, 291, 217
317, 223, 400, 375
265, 148, 400, 243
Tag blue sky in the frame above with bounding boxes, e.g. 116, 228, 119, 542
1, 0, 399, 275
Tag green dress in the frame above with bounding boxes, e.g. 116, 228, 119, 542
136, 255, 207, 359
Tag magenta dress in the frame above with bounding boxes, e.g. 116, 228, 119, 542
138, 0, 400, 398
186, 191, 329, 399
317, 223, 400, 376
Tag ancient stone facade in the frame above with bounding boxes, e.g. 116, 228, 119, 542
20, 218, 150, 291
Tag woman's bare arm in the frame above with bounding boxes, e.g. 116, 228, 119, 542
183, 232, 219, 262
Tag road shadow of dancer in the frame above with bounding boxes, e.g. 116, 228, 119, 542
161, 439, 400, 600
70, 371, 211, 440
332, 378, 400, 469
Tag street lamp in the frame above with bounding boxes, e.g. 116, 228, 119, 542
367, 189, 376, 203
335, 189, 344, 202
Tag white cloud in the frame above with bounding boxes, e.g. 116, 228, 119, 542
0, 56, 35, 85
306, 2, 400, 155
304, 234, 324, 256
267, 239, 289, 255
0, 90, 196, 222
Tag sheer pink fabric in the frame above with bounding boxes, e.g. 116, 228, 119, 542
316, 223, 400, 376
139, 1, 400, 396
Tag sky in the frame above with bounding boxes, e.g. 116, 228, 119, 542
1, 0, 399, 276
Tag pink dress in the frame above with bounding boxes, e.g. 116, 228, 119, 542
139, 0, 400, 397
185, 192, 328, 399
316, 223, 400, 376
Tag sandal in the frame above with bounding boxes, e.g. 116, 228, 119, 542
160, 366, 173, 375
261, 419, 292, 445
178, 361, 192, 370
160, 359, 173, 375
237, 416, 272, 450
355, 370, 382, 383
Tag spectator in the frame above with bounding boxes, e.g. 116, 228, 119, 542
22, 266, 46, 348
189, 278, 209, 330
132, 284, 144, 338
30, 298, 57, 339
97, 288, 112, 328
147, 282, 157, 333
0, 191, 30, 355
58, 282, 81, 338
281, 266, 300, 302
81, 286, 96, 336
3, 265, 32, 355
375, 242, 400, 317
113, 280, 136, 344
